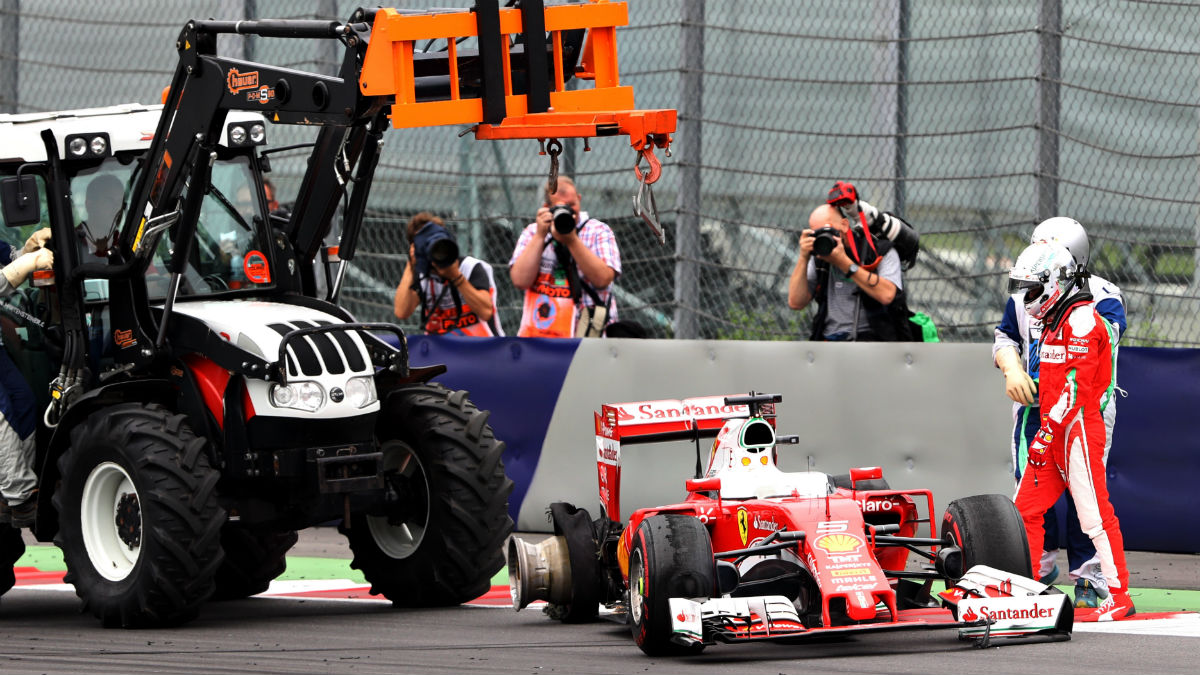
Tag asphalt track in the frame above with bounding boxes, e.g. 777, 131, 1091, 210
1, 529, 1197, 675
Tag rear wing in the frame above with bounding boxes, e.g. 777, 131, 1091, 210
594, 395, 776, 520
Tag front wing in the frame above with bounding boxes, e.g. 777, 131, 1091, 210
668, 566, 1073, 647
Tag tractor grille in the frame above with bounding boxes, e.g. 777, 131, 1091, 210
268, 320, 368, 377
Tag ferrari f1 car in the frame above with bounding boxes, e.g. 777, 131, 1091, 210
508, 393, 1072, 655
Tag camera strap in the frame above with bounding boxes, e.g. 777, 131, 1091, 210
553, 239, 609, 322
416, 274, 465, 333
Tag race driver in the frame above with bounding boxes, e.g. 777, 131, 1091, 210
993, 216, 1125, 607
1008, 241, 1134, 621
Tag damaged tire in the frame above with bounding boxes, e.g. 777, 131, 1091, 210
629, 514, 714, 656
341, 383, 513, 606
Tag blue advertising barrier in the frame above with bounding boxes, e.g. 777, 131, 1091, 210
406, 335, 579, 526
406, 336, 1199, 553
1103, 346, 1200, 552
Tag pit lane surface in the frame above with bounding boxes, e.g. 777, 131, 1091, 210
2, 529, 1196, 675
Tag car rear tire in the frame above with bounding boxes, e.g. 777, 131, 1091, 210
53, 404, 225, 627
629, 514, 714, 656
212, 525, 298, 600
341, 383, 513, 606
940, 494, 1032, 581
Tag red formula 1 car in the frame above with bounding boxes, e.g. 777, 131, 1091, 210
509, 393, 1072, 655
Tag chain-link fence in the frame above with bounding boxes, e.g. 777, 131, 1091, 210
3, 0, 1199, 345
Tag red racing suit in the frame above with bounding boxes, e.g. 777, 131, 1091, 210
1014, 298, 1128, 593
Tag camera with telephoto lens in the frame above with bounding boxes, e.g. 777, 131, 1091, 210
811, 226, 839, 257
550, 203, 576, 234
412, 222, 459, 277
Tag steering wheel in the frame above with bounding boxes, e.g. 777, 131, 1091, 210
202, 274, 229, 292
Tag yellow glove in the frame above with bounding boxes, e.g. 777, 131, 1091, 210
21, 227, 52, 254
2, 247, 54, 288
995, 346, 1036, 406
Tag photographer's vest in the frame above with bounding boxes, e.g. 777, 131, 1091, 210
418, 257, 503, 337
516, 219, 609, 338
809, 237, 915, 342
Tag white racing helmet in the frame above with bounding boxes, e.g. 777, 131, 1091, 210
1031, 217, 1089, 268
1008, 241, 1078, 321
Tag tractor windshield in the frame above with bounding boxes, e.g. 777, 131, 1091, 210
70, 153, 274, 301
149, 152, 273, 297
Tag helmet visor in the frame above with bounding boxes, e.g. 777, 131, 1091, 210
1008, 278, 1044, 302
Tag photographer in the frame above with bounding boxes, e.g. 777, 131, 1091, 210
509, 176, 620, 338
393, 213, 503, 337
787, 182, 918, 341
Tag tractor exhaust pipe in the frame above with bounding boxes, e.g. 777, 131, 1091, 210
507, 535, 573, 611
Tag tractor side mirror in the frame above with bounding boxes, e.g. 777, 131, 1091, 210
1, 175, 43, 228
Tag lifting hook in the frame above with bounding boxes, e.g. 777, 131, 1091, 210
633, 146, 662, 185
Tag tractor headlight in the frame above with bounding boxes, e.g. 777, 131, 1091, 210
229, 125, 247, 145
65, 133, 112, 158
270, 381, 325, 412
249, 123, 266, 144
344, 375, 377, 409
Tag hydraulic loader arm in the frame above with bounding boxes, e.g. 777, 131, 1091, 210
110, 0, 674, 372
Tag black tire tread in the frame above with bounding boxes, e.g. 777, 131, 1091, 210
343, 383, 513, 606
212, 526, 299, 600
631, 514, 714, 656
941, 494, 1032, 580
52, 403, 225, 627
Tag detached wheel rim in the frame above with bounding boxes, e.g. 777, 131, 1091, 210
367, 440, 430, 559
81, 461, 142, 581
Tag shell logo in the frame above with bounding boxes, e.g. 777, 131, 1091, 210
815, 533, 863, 554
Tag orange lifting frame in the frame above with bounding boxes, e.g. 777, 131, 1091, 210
358, 1, 675, 151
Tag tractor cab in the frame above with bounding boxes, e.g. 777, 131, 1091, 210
0, 104, 273, 392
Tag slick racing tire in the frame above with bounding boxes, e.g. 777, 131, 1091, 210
940, 494, 1032, 581
629, 515, 715, 656
53, 404, 225, 628
211, 525, 298, 600
341, 383, 513, 606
